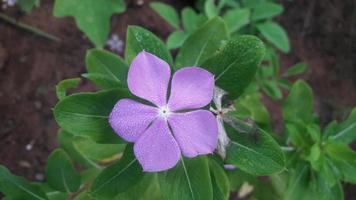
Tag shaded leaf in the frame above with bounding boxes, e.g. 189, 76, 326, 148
150, 2, 180, 29
251, 2, 283, 21
283, 62, 308, 77
257, 22, 290, 53
56, 78, 81, 100
223, 8, 250, 33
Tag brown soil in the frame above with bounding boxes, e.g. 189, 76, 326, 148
0, 0, 355, 199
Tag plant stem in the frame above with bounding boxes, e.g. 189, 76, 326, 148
0, 13, 61, 42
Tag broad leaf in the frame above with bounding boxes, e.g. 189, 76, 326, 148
283, 80, 313, 123
85, 49, 128, 89
0, 165, 48, 200
251, 2, 283, 21
330, 108, 356, 144
150, 2, 180, 29
284, 164, 310, 200
201, 35, 265, 99
209, 159, 230, 200
166, 31, 189, 49
90, 145, 144, 198
223, 8, 250, 33
257, 22, 290, 53
125, 26, 173, 66
159, 156, 213, 200
45, 149, 81, 193
56, 78, 81, 100
176, 17, 229, 68
225, 120, 285, 175
54, 88, 131, 143
53, 0, 126, 47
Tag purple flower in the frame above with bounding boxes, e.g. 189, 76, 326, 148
109, 51, 218, 172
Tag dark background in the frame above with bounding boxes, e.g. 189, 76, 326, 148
0, 0, 355, 199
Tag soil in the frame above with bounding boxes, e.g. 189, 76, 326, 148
0, 0, 355, 199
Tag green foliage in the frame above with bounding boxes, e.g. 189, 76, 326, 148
53, 0, 126, 47
56, 78, 81, 100
45, 149, 81, 193
18, 0, 40, 13
223, 8, 250, 33
150, 2, 180, 29
257, 22, 290, 53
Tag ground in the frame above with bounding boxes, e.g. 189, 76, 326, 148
0, 0, 355, 199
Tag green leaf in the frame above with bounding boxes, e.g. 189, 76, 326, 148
182, 8, 200, 32
85, 49, 128, 89
125, 26, 173, 66
90, 145, 144, 198
18, 0, 39, 13
283, 80, 313, 123
176, 17, 229, 68
159, 156, 213, 200
242, 0, 266, 8
0, 165, 48, 200
283, 63, 308, 77
53, 0, 126, 47
257, 22, 290, 53
54, 88, 131, 143
262, 79, 283, 100
225, 122, 285, 175
74, 137, 125, 161
330, 108, 356, 144
201, 35, 265, 99
150, 2, 180, 29
56, 78, 81, 100
209, 159, 230, 200
284, 164, 310, 200
311, 173, 344, 200
223, 8, 250, 33
45, 149, 81, 193
251, 2, 283, 21
166, 31, 189, 49
204, 0, 219, 19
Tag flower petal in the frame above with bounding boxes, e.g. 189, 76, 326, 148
127, 51, 171, 106
168, 110, 218, 157
134, 118, 181, 172
168, 67, 214, 111
109, 99, 158, 142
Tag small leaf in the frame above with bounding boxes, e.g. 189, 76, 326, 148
0, 165, 48, 200
262, 79, 283, 100
201, 35, 265, 99
45, 149, 81, 193
90, 145, 144, 198
150, 2, 180, 29
18, 0, 39, 13
284, 164, 310, 200
85, 49, 128, 89
182, 7, 200, 32
74, 137, 125, 161
251, 2, 283, 21
56, 78, 81, 100
54, 88, 131, 143
283, 80, 313, 123
330, 108, 356, 144
225, 121, 285, 175
159, 156, 213, 200
257, 22, 290, 53
166, 31, 189, 49
176, 17, 229, 69
204, 0, 219, 19
223, 8, 250, 33
53, 0, 126, 47
282, 63, 308, 77
125, 26, 173, 66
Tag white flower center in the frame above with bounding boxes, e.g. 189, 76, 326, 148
158, 106, 171, 119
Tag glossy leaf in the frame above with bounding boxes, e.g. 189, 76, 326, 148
257, 22, 290, 53
150, 2, 180, 29
159, 156, 213, 200
125, 26, 173, 66
166, 31, 189, 49
56, 78, 81, 100
53, 0, 126, 47
223, 8, 250, 33
251, 2, 283, 21
54, 88, 131, 143
176, 17, 229, 68
45, 149, 81, 193
0, 165, 48, 200
201, 35, 265, 99
90, 145, 144, 198
225, 122, 285, 175
85, 49, 128, 89
283, 80, 313, 123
